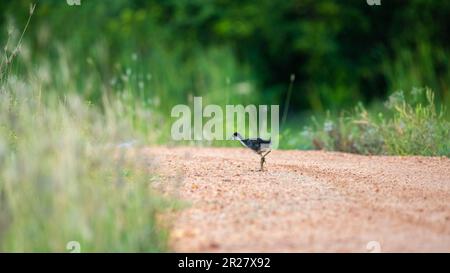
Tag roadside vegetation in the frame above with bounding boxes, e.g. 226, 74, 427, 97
0, 6, 175, 252
287, 88, 449, 156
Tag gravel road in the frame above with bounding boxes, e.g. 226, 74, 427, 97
146, 147, 450, 252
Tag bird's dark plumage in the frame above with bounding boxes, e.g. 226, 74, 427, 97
232, 132, 271, 154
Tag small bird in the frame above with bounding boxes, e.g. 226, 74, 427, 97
231, 132, 272, 171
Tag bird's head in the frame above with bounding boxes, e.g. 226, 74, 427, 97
231, 132, 242, 140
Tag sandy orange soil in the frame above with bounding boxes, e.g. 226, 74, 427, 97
145, 147, 450, 252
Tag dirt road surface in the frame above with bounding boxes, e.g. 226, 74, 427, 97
145, 147, 450, 252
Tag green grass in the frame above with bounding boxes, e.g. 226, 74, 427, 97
0, 81, 178, 252
0, 44, 178, 251
0, 7, 180, 251
296, 87, 449, 156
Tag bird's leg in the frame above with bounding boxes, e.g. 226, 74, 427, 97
260, 156, 265, 171
262, 150, 271, 158
259, 150, 271, 171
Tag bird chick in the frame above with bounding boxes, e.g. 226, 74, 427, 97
231, 132, 272, 171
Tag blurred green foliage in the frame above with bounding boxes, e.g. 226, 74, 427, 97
0, 54, 178, 252
4, 0, 449, 252
1, 0, 450, 112
296, 88, 449, 156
